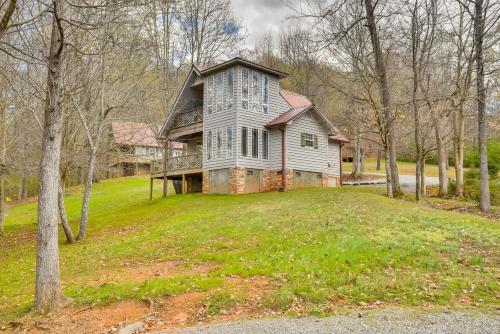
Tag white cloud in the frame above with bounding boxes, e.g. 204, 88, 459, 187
232, 0, 300, 49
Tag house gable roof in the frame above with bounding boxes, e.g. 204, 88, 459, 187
198, 57, 288, 78
266, 90, 349, 143
111, 122, 161, 148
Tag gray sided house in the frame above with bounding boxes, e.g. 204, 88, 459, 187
154, 58, 348, 195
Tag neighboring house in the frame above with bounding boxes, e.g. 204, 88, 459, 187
109, 121, 183, 177
155, 57, 348, 195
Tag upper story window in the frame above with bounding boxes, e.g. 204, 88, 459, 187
226, 69, 234, 110
207, 77, 213, 114
216, 73, 223, 113
226, 127, 233, 157
262, 76, 269, 114
301, 132, 318, 149
242, 69, 249, 110
251, 71, 261, 112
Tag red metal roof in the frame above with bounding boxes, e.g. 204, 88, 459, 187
111, 122, 161, 148
265, 105, 311, 128
280, 89, 313, 108
329, 132, 350, 143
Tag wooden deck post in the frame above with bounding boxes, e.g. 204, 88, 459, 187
149, 177, 153, 200
182, 174, 186, 194
163, 140, 168, 197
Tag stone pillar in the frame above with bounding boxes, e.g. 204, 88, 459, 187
285, 169, 294, 190
322, 173, 329, 187
202, 170, 209, 194
229, 167, 246, 194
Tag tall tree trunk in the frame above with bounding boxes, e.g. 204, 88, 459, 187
430, 108, 448, 196
0, 90, 5, 233
22, 168, 28, 199
474, 0, 490, 212
58, 181, 75, 244
34, 0, 67, 313
0, 174, 4, 234
420, 156, 426, 197
363, 0, 400, 197
385, 145, 393, 198
452, 106, 465, 197
360, 148, 365, 172
76, 147, 97, 241
376, 148, 381, 170
351, 130, 362, 178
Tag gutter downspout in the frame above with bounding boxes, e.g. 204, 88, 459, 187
280, 126, 286, 191
339, 142, 344, 186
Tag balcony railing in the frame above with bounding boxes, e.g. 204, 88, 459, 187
172, 107, 203, 129
151, 153, 203, 175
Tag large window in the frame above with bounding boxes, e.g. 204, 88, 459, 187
207, 130, 213, 160
226, 127, 233, 157
262, 130, 269, 160
216, 73, 223, 113
242, 69, 249, 110
217, 129, 223, 158
252, 128, 258, 158
241, 127, 248, 157
252, 71, 261, 112
207, 77, 213, 114
301, 132, 318, 149
226, 69, 234, 110
262, 75, 269, 114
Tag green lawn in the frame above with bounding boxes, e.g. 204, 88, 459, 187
344, 158, 459, 178
1, 177, 498, 323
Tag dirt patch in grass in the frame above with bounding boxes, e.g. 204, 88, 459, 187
10, 276, 272, 333
12, 300, 149, 333
91, 261, 217, 285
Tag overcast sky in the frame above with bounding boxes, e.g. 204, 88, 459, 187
231, 0, 301, 49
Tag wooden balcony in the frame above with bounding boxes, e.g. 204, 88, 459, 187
151, 153, 203, 178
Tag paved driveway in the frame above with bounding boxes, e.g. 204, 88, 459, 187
154, 310, 498, 334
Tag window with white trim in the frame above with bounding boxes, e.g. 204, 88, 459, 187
207, 77, 213, 114
207, 130, 213, 160
241, 127, 248, 157
242, 69, 249, 110
301, 132, 318, 149
217, 128, 223, 158
262, 130, 269, 160
252, 128, 258, 158
262, 75, 269, 114
216, 73, 223, 113
226, 127, 233, 157
226, 69, 234, 110
252, 71, 261, 112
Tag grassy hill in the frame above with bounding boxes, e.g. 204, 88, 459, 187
1, 177, 498, 325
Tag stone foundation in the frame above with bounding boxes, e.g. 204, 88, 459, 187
229, 167, 245, 194
202, 170, 209, 194
262, 169, 294, 191
322, 173, 329, 187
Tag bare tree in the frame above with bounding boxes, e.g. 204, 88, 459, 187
34, 0, 68, 313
